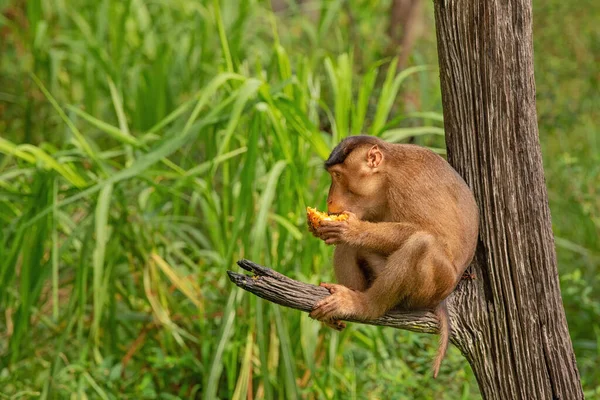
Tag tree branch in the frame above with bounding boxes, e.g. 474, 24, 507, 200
227, 259, 440, 335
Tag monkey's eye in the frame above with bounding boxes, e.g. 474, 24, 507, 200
332, 171, 342, 179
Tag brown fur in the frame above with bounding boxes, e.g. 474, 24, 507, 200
309, 136, 479, 377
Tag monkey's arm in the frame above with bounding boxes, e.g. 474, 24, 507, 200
317, 217, 419, 254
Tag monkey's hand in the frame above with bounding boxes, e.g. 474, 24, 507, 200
306, 213, 319, 237
309, 283, 366, 323
315, 212, 359, 245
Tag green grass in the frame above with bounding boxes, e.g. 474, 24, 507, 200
533, 1, 600, 395
0, 0, 598, 398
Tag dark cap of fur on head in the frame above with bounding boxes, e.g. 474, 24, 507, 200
324, 135, 383, 169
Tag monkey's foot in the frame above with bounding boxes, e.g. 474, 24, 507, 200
323, 319, 346, 331
319, 282, 343, 293
310, 283, 363, 322
461, 272, 476, 280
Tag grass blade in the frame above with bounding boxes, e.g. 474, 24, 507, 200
382, 126, 445, 142
67, 105, 140, 146
91, 182, 113, 359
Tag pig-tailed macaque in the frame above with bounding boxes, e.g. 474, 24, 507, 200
309, 135, 479, 378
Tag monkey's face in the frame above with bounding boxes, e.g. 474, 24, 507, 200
326, 145, 386, 221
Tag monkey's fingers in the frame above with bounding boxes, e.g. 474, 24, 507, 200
310, 294, 345, 321
317, 226, 343, 234
314, 230, 342, 245
306, 218, 318, 234
307, 222, 326, 239
319, 282, 343, 293
316, 228, 343, 244
309, 303, 333, 321
309, 229, 321, 238
323, 319, 346, 331
318, 220, 346, 228
334, 320, 346, 330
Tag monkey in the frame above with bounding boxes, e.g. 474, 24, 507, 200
308, 135, 479, 378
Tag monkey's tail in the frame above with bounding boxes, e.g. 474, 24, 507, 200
432, 299, 450, 379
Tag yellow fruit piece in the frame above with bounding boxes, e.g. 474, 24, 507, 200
306, 207, 348, 230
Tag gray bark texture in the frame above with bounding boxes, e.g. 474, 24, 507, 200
229, 0, 584, 398
432, 0, 583, 398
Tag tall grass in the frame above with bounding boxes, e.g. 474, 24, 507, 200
0, 1, 468, 399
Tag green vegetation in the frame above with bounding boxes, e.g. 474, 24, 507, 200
534, 1, 600, 396
0, 0, 598, 398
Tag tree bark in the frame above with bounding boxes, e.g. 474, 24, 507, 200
432, 0, 583, 398
387, 0, 423, 67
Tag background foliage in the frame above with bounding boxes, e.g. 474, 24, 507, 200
0, 0, 598, 398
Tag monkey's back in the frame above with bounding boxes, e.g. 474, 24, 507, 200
388, 144, 479, 271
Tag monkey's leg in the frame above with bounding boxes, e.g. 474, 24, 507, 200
363, 233, 457, 315
333, 244, 368, 291
311, 232, 457, 321
319, 245, 367, 331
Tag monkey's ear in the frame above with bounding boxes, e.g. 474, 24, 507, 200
366, 145, 383, 168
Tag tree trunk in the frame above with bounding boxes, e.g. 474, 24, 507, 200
387, 0, 423, 68
432, 0, 583, 398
